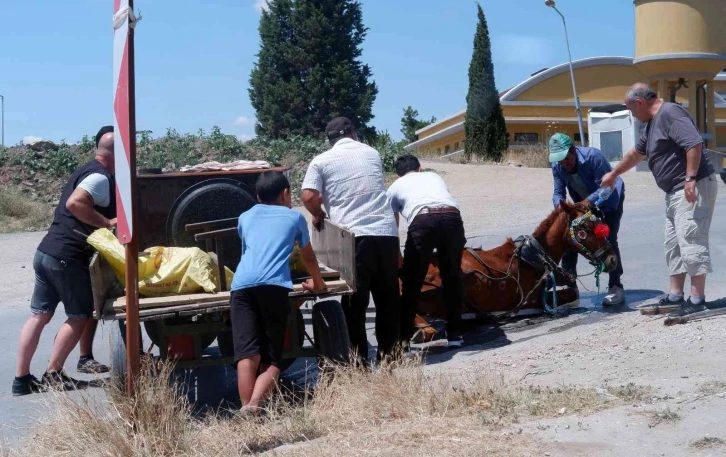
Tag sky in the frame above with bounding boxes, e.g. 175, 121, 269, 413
0, 0, 636, 145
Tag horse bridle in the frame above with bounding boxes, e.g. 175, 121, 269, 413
569, 209, 611, 268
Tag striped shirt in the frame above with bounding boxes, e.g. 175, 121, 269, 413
302, 138, 398, 237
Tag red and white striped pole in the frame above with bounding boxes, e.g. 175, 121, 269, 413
113, 0, 140, 396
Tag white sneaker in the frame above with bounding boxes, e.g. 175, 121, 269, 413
602, 286, 625, 306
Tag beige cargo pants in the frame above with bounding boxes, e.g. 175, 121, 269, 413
664, 174, 719, 277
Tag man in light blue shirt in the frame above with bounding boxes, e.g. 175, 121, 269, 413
550, 133, 626, 305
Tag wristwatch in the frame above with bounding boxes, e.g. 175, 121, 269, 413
685, 176, 697, 182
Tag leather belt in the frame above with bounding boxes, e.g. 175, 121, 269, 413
417, 206, 460, 216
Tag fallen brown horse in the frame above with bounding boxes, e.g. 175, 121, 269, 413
410, 200, 617, 341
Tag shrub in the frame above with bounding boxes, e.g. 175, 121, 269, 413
371, 131, 405, 173
46, 141, 79, 177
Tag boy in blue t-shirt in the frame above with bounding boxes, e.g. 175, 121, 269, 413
230, 171, 326, 413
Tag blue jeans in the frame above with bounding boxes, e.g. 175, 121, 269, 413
30, 250, 94, 319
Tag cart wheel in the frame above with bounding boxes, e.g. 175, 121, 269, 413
144, 320, 217, 351
312, 300, 350, 365
109, 320, 127, 387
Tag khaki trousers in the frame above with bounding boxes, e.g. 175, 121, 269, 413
664, 174, 718, 277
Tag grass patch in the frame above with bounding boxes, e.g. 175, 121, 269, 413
606, 383, 653, 403
502, 144, 550, 169
690, 436, 725, 450
6, 357, 642, 457
647, 407, 681, 428
699, 380, 726, 395
0, 187, 51, 233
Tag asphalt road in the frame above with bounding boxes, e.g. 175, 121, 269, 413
2, 197, 726, 445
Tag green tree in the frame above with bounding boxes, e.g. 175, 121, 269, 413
400, 106, 436, 144
464, 4, 508, 161
249, 0, 378, 139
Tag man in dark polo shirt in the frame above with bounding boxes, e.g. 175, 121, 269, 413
601, 83, 717, 317
12, 126, 117, 396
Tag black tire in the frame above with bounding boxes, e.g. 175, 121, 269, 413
166, 178, 256, 269
217, 309, 304, 373
312, 300, 350, 365
144, 320, 217, 352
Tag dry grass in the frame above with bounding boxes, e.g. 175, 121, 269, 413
268, 418, 537, 457
690, 436, 725, 450
6, 357, 643, 457
502, 145, 550, 169
698, 380, 726, 395
606, 383, 653, 403
646, 407, 681, 428
0, 187, 51, 233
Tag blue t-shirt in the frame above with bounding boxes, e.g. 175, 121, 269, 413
230, 205, 311, 291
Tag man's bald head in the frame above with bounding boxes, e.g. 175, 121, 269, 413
624, 82, 661, 123
97, 132, 114, 153
94, 125, 115, 173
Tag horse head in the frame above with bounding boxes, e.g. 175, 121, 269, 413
559, 200, 618, 273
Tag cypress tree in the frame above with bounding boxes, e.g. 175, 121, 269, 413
249, 0, 378, 139
464, 4, 508, 161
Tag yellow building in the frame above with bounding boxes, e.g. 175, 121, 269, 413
405, 0, 726, 157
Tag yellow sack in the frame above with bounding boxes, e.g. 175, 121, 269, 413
289, 242, 309, 278
88, 228, 234, 297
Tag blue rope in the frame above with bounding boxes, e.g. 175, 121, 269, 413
543, 261, 605, 315
542, 271, 558, 315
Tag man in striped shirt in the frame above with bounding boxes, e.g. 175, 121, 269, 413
302, 117, 401, 364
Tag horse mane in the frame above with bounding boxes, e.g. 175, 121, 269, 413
532, 200, 590, 239
533, 205, 565, 238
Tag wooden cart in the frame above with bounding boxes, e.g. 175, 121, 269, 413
90, 219, 355, 380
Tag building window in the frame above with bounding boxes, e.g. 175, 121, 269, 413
574, 132, 589, 144
444, 145, 451, 154
454, 141, 460, 151
437, 148, 442, 155
514, 132, 538, 143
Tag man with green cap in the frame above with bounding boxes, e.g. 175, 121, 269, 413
550, 132, 626, 305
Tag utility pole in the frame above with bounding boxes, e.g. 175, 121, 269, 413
545, 1, 586, 145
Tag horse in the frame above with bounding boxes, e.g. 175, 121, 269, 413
409, 200, 617, 341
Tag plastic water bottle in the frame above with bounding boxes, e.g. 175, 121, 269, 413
595, 187, 613, 206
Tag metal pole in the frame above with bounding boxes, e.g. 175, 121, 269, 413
124, 0, 140, 398
553, 6, 586, 145
113, 0, 140, 397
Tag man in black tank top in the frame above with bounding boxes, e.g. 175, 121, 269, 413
12, 126, 117, 396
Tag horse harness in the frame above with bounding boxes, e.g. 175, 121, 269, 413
462, 236, 573, 320
460, 209, 611, 320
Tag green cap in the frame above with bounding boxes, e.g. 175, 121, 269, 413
548, 133, 573, 162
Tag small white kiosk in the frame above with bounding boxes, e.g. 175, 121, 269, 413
587, 104, 645, 163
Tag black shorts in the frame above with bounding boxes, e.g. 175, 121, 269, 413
229, 285, 290, 368
30, 250, 94, 319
